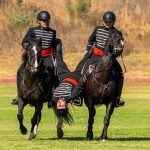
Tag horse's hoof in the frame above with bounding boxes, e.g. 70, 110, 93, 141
57, 128, 64, 139
100, 136, 107, 141
28, 132, 36, 140
101, 139, 107, 142
86, 137, 93, 141
20, 126, 27, 135
86, 132, 93, 141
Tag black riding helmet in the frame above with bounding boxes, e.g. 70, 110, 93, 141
37, 11, 51, 21
103, 11, 116, 22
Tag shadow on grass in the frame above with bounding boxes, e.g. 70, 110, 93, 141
38, 136, 150, 141
38, 137, 86, 141
108, 137, 150, 141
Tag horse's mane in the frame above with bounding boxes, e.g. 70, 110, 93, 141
21, 50, 28, 63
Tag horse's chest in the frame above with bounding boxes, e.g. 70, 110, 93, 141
86, 81, 115, 104
21, 83, 44, 100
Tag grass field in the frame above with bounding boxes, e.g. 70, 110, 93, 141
0, 82, 150, 150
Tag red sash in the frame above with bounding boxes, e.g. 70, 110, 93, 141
93, 47, 104, 57
62, 78, 78, 86
41, 48, 54, 57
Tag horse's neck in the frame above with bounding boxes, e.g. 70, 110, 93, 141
95, 71, 108, 84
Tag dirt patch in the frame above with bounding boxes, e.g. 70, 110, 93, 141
125, 77, 150, 83
0, 78, 16, 83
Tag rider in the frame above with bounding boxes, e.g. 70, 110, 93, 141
65, 11, 125, 107
11, 10, 62, 105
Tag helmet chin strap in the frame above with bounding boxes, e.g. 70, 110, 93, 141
105, 25, 111, 29
103, 22, 114, 29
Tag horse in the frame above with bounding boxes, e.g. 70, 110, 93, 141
17, 38, 61, 140
54, 29, 124, 141
84, 30, 124, 141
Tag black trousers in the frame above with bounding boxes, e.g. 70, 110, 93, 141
55, 54, 70, 81
113, 59, 124, 98
55, 51, 93, 81
113, 59, 124, 80
16, 63, 25, 93
73, 53, 100, 77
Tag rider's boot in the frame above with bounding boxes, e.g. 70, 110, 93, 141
11, 63, 24, 105
115, 78, 125, 107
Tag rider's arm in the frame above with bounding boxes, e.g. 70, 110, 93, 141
52, 31, 63, 58
87, 27, 97, 51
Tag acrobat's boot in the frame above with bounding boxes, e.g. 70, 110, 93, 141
67, 78, 85, 106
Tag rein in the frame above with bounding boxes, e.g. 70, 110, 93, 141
22, 80, 42, 98
92, 68, 109, 102
22, 45, 43, 98
92, 68, 109, 88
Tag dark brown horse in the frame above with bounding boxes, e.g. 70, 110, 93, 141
84, 54, 116, 141
17, 38, 60, 140
54, 29, 124, 141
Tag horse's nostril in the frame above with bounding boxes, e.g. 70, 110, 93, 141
30, 67, 38, 73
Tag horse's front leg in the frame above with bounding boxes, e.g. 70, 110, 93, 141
86, 106, 96, 140
100, 102, 114, 141
17, 98, 27, 135
57, 117, 64, 139
28, 104, 43, 140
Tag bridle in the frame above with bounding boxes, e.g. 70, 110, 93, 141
110, 31, 124, 53
21, 42, 43, 100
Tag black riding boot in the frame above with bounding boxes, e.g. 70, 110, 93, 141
115, 78, 125, 107
11, 75, 20, 105
11, 74, 21, 105
11, 63, 24, 105
67, 77, 85, 106
11, 96, 19, 105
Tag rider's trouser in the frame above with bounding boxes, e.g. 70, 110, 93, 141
16, 63, 25, 93
113, 59, 124, 99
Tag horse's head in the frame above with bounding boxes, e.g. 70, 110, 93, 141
111, 30, 124, 56
108, 29, 124, 57
26, 38, 42, 73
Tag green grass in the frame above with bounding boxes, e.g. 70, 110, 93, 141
0, 83, 150, 150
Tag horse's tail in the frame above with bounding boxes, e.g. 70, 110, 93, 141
53, 108, 73, 125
